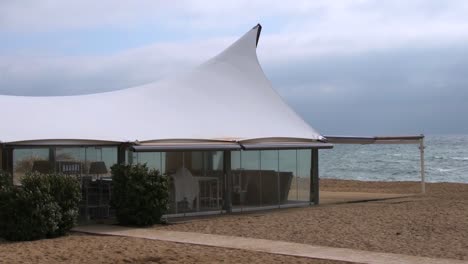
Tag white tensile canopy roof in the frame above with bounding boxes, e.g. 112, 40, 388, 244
0, 24, 325, 146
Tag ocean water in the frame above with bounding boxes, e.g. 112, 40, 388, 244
320, 135, 468, 183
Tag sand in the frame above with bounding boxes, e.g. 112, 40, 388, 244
1, 179, 467, 262
0, 234, 345, 264
157, 180, 468, 261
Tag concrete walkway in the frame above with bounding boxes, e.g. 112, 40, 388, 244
320, 191, 414, 205
73, 225, 467, 264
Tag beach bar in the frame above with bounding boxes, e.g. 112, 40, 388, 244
0, 24, 333, 219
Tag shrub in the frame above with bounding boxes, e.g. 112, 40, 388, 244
23, 172, 81, 237
0, 170, 12, 190
0, 172, 81, 241
0, 186, 62, 241
111, 164, 169, 226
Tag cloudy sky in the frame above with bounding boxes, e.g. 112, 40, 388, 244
1, 0, 468, 135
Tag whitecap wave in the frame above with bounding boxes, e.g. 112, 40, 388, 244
451, 157, 468, 161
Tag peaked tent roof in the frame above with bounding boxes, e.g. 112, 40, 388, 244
0, 24, 324, 145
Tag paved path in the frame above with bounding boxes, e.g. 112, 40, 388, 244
320, 191, 414, 205
73, 225, 467, 264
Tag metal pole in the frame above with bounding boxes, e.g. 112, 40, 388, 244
419, 137, 426, 194
277, 150, 280, 208
0, 144, 4, 171
222, 150, 232, 213
310, 149, 319, 205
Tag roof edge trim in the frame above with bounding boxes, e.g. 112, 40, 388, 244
239, 137, 320, 144
5, 139, 122, 146
138, 138, 237, 145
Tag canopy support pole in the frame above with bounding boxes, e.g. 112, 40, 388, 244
2, 146, 13, 175
118, 143, 132, 164
223, 151, 232, 213
0, 144, 3, 171
419, 137, 426, 194
310, 149, 319, 205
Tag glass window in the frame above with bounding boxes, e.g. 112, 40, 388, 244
260, 150, 279, 206
297, 149, 311, 202
85, 147, 117, 178
157, 151, 225, 214
55, 147, 85, 176
279, 150, 298, 205
134, 152, 163, 172
240, 151, 261, 207
13, 148, 49, 185
197, 151, 223, 211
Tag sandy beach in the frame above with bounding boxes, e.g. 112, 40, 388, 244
1, 179, 467, 262
157, 179, 468, 261
0, 234, 345, 264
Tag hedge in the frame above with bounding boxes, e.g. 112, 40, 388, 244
111, 164, 169, 226
0, 172, 81, 241
0, 170, 12, 189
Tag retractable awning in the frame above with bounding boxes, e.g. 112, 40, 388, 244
325, 135, 424, 144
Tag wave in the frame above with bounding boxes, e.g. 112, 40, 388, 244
451, 157, 468, 161
433, 168, 455, 172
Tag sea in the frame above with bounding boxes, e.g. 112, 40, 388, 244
320, 135, 468, 183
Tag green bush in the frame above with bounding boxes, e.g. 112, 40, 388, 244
111, 164, 169, 226
23, 173, 81, 236
0, 172, 81, 241
0, 170, 12, 189
0, 185, 62, 241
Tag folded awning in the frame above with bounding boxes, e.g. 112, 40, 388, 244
325, 135, 424, 145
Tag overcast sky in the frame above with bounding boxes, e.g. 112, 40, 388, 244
1, 1, 468, 135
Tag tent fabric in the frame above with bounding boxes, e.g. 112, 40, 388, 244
0, 24, 324, 145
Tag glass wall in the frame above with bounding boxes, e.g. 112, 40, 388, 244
231, 149, 312, 211
260, 150, 279, 206
13, 148, 50, 184
279, 150, 298, 204
53, 147, 118, 178
129, 151, 224, 215
11, 146, 118, 220
12, 146, 118, 180
297, 149, 312, 202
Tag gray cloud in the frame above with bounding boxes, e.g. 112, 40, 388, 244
267, 44, 468, 135
0, 37, 232, 95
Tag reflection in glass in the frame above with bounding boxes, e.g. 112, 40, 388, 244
56, 147, 85, 176
297, 149, 311, 202
13, 148, 49, 184
260, 150, 279, 206
160, 151, 224, 214
279, 150, 298, 205
237, 151, 261, 207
